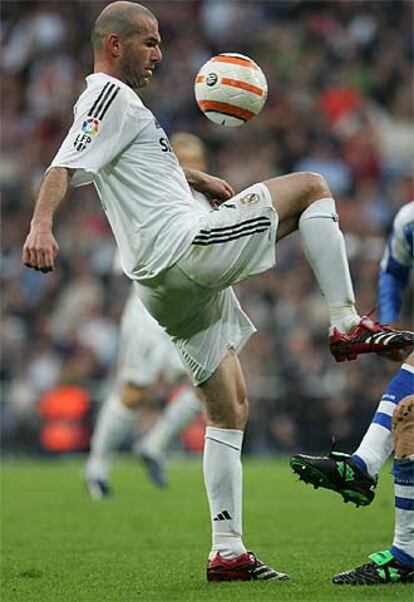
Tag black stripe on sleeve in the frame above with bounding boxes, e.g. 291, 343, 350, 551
91, 83, 116, 118
97, 86, 121, 120
87, 82, 111, 117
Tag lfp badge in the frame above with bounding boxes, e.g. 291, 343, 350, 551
81, 118, 100, 136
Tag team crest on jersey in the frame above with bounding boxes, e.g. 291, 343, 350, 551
240, 193, 260, 205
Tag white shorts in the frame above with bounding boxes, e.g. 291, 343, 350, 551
117, 287, 187, 387
179, 183, 277, 289
135, 183, 278, 385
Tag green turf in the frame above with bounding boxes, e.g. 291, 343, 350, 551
1, 457, 412, 601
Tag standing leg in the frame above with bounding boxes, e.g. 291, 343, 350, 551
200, 350, 248, 561
352, 356, 414, 476
200, 349, 288, 581
138, 385, 202, 460
331, 393, 414, 585
135, 384, 203, 488
290, 354, 414, 507
85, 382, 146, 499
390, 392, 414, 571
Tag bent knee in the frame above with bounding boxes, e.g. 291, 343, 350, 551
392, 395, 414, 459
295, 171, 331, 203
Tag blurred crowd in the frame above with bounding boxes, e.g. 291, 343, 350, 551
1, 0, 413, 454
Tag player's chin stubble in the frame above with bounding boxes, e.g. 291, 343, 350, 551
119, 56, 148, 91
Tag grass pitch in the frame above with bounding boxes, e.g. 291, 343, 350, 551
1, 456, 412, 601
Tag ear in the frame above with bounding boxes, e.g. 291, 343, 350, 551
106, 33, 122, 58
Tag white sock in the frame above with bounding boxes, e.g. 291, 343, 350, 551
352, 425, 393, 478
298, 197, 360, 333
85, 391, 136, 481
204, 426, 246, 559
139, 385, 202, 459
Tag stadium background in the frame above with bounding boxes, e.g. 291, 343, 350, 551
1, 0, 413, 456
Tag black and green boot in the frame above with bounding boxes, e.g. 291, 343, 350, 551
289, 450, 377, 507
333, 550, 414, 585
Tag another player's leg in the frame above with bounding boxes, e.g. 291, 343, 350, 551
332, 393, 414, 585
135, 384, 203, 487
290, 448, 376, 508
200, 350, 288, 582
290, 354, 414, 506
264, 172, 413, 360
351, 355, 414, 477
84, 382, 146, 499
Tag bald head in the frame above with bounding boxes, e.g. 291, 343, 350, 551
92, 1, 157, 51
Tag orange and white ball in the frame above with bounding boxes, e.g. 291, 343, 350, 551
194, 53, 268, 127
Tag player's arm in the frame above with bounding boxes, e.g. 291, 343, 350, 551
22, 85, 142, 273
183, 166, 234, 203
378, 206, 413, 326
22, 167, 74, 273
378, 257, 410, 326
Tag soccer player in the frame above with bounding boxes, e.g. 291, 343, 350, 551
85, 284, 203, 495
85, 133, 210, 497
22, 2, 413, 582
291, 201, 414, 585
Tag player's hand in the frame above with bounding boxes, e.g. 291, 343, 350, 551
22, 225, 59, 273
200, 174, 235, 203
184, 167, 234, 202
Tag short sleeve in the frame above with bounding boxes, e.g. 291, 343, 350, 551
382, 204, 414, 270
48, 80, 142, 187
392, 206, 413, 266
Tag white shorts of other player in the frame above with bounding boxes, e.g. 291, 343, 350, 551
117, 287, 187, 387
135, 183, 278, 385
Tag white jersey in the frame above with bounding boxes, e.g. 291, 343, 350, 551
50, 73, 208, 281
112, 190, 211, 275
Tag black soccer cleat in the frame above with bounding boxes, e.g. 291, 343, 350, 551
85, 477, 111, 500
138, 452, 168, 488
289, 450, 377, 507
333, 550, 414, 585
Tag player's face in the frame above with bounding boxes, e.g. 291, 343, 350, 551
119, 17, 162, 91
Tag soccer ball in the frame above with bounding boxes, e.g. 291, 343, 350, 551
194, 53, 268, 127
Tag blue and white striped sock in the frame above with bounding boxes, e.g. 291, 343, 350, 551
390, 458, 414, 567
351, 364, 414, 477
